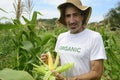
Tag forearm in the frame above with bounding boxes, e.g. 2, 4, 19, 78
71, 71, 102, 80
56, 70, 102, 80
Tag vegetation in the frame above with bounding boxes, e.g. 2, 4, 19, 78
104, 2, 120, 30
0, 1, 120, 80
0, 68, 35, 80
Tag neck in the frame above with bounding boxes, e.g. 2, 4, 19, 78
71, 26, 85, 34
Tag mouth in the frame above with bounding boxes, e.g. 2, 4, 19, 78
70, 27, 76, 29
69, 24, 77, 29
70, 22, 77, 25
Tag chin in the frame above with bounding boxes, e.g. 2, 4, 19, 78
70, 30, 78, 34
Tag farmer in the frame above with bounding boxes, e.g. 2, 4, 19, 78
41, 0, 107, 80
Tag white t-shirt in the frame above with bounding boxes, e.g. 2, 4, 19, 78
55, 28, 107, 77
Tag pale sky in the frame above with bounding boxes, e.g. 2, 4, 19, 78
0, 0, 119, 23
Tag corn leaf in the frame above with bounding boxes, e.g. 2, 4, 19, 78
54, 53, 59, 69
22, 16, 30, 23
0, 24, 17, 30
0, 68, 35, 80
30, 11, 37, 30
0, 8, 8, 13
43, 71, 52, 80
37, 56, 49, 69
48, 75, 55, 80
21, 41, 34, 52
37, 11, 43, 16
32, 64, 47, 75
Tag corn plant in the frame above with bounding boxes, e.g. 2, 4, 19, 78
11, 11, 57, 76
100, 27, 120, 79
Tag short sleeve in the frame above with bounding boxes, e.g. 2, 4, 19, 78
90, 33, 107, 61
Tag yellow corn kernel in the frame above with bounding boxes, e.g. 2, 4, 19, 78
47, 51, 54, 70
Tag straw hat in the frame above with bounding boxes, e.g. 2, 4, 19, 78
57, 0, 92, 26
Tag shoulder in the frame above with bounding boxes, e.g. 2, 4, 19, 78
85, 29, 104, 45
86, 29, 102, 39
57, 31, 69, 39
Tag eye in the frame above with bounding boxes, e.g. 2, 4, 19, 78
65, 14, 71, 18
73, 13, 80, 17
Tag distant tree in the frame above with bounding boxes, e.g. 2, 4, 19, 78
105, 2, 120, 30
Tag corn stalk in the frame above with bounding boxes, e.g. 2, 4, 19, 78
11, 11, 56, 76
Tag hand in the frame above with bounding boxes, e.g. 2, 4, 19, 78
52, 70, 77, 80
40, 53, 48, 64
52, 70, 66, 80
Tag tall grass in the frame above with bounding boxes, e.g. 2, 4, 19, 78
0, 30, 15, 70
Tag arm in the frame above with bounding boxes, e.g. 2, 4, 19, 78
53, 59, 104, 80
71, 59, 104, 80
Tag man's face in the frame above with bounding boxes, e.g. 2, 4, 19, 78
65, 6, 84, 34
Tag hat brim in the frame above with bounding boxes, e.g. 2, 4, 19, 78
57, 2, 92, 26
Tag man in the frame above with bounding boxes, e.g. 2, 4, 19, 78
41, 0, 107, 80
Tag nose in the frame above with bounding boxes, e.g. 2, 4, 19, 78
70, 16, 75, 23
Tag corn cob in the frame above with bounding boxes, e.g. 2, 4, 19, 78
56, 63, 74, 73
33, 51, 74, 80
32, 64, 47, 75
48, 75, 55, 80
47, 51, 54, 70
43, 71, 52, 80
53, 53, 59, 69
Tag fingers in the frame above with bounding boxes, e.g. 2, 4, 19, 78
52, 70, 65, 80
40, 54, 48, 64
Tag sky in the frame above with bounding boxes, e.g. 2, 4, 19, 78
0, 0, 120, 23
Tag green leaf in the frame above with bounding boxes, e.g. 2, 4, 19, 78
40, 33, 54, 46
37, 56, 49, 69
54, 53, 60, 69
30, 11, 37, 29
31, 11, 37, 24
32, 64, 47, 75
21, 41, 34, 52
43, 71, 52, 80
37, 11, 43, 16
13, 19, 23, 27
22, 16, 30, 23
0, 68, 35, 80
0, 17, 9, 21
48, 75, 55, 80
0, 24, 17, 30
0, 8, 8, 13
